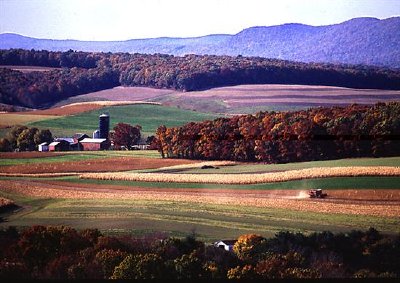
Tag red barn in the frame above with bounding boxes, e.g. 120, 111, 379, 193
48, 140, 70, 151
80, 138, 110, 151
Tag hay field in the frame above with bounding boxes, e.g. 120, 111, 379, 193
0, 113, 59, 128
1, 153, 399, 238
81, 166, 400, 184
155, 84, 400, 113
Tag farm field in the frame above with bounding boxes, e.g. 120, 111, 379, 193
151, 84, 400, 114
0, 104, 222, 138
1, 152, 399, 240
0, 65, 60, 73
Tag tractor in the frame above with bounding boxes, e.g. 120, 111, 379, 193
308, 189, 327, 198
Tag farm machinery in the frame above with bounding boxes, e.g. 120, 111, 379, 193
308, 189, 328, 199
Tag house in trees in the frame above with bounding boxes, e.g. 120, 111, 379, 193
214, 240, 236, 252
80, 138, 110, 151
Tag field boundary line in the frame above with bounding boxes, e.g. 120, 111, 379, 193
0, 173, 80, 177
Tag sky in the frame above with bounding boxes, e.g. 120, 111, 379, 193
1, 0, 399, 41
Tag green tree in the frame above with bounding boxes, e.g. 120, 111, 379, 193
17, 127, 39, 151
111, 253, 165, 279
34, 129, 53, 145
6, 125, 28, 149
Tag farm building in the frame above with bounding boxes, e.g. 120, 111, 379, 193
49, 140, 70, 151
73, 133, 89, 143
214, 240, 236, 252
38, 142, 49, 152
80, 138, 110, 151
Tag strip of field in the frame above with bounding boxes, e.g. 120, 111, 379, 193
52, 86, 178, 106
18, 101, 161, 116
1, 65, 60, 73
154, 84, 400, 113
0, 156, 195, 173
81, 166, 400, 184
0, 179, 399, 240
27, 104, 222, 137
0, 113, 59, 128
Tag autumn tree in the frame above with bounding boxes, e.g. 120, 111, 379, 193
112, 123, 141, 150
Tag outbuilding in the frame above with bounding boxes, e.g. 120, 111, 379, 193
80, 138, 110, 151
48, 140, 70, 151
38, 142, 49, 152
214, 240, 237, 252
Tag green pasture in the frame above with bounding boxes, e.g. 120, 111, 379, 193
28, 104, 222, 137
1, 192, 398, 241
0, 150, 161, 166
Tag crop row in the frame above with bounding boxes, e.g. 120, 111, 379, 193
80, 166, 400, 184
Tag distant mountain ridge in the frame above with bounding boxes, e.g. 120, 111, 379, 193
1, 17, 399, 68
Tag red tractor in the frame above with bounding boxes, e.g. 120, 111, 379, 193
308, 189, 328, 199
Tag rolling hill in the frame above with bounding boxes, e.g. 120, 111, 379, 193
1, 17, 399, 68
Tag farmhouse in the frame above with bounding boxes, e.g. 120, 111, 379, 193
214, 240, 236, 252
80, 138, 110, 151
49, 140, 70, 151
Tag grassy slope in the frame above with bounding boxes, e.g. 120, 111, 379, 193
0, 150, 161, 166
1, 192, 398, 241
28, 104, 222, 137
1, 153, 399, 239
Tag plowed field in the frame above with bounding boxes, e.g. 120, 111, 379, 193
1, 179, 399, 218
0, 157, 196, 173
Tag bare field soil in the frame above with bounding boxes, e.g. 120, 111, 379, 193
66, 86, 178, 101
0, 157, 197, 174
164, 84, 400, 113
16, 101, 160, 116
0, 152, 67, 159
0, 179, 399, 217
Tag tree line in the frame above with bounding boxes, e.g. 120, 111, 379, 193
1, 49, 400, 108
155, 102, 400, 162
0, 225, 398, 279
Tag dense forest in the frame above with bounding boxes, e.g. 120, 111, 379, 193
1, 49, 400, 108
155, 102, 400, 163
0, 225, 398, 279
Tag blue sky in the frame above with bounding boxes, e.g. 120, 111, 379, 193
1, 0, 399, 41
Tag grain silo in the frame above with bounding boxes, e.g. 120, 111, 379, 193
99, 113, 110, 139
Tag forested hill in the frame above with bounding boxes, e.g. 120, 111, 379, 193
1, 49, 400, 109
1, 17, 399, 68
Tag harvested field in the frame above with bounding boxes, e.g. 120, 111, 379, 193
55, 86, 178, 105
17, 101, 160, 116
1, 65, 60, 73
0, 152, 67, 159
81, 166, 400, 184
0, 157, 197, 174
157, 84, 400, 113
0, 113, 58, 127
0, 179, 399, 218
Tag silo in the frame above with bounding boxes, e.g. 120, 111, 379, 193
99, 113, 110, 139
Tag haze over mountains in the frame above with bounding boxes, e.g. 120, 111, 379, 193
1, 17, 399, 68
